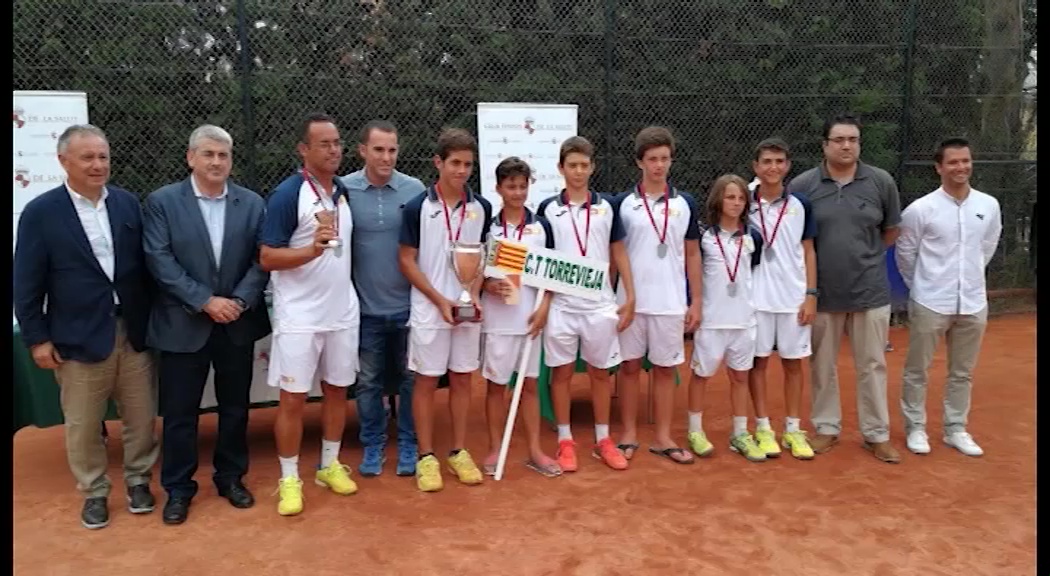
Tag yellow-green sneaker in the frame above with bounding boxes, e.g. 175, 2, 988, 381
687, 431, 715, 457
447, 449, 484, 485
276, 477, 304, 516
315, 461, 358, 495
754, 427, 782, 458
416, 454, 444, 493
782, 430, 815, 460
729, 433, 767, 462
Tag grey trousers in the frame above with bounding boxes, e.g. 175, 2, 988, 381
900, 300, 988, 436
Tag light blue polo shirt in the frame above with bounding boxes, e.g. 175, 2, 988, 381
341, 169, 426, 317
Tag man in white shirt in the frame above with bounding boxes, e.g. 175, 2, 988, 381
895, 137, 1002, 457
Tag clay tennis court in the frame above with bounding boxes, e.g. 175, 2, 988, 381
14, 313, 1035, 575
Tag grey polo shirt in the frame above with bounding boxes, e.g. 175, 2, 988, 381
342, 169, 427, 317
787, 161, 901, 312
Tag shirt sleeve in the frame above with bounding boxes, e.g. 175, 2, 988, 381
982, 199, 1004, 267
260, 183, 300, 248
894, 200, 922, 288
682, 193, 702, 240
881, 174, 903, 230
538, 217, 555, 249
749, 227, 764, 268
398, 193, 425, 248
478, 196, 494, 242
793, 192, 817, 240
608, 193, 627, 243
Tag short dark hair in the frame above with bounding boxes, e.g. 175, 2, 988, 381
753, 137, 791, 162
435, 128, 477, 160
935, 137, 971, 164
359, 120, 397, 145
634, 126, 675, 160
559, 136, 594, 165
822, 113, 862, 140
495, 156, 532, 186
300, 112, 336, 145
706, 174, 751, 228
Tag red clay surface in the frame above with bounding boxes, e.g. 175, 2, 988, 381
14, 314, 1036, 575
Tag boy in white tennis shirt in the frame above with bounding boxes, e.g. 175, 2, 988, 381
688, 174, 767, 462
399, 128, 492, 493
260, 113, 360, 516
614, 126, 702, 465
747, 138, 819, 460
480, 157, 560, 478
537, 136, 636, 473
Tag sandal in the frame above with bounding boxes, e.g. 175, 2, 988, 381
482, 453, 499, 476
648, 446, 695, 465
524, 458, 563, 478
617, 443, 640, 460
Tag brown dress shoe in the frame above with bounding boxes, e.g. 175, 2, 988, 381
864, 441, 902, 463
809, 434, 839, 454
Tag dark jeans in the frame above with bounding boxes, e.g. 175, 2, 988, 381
159, 326, 254, 499
356, 312, 415, 449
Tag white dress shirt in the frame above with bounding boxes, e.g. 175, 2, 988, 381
67, 182, 119, 304
895, 186, 1002, 315
191, 176, 228, 268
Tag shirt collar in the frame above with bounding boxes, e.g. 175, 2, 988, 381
494, 207, 536, 226
752, 183, 790, 204
632, 182, 678, 203
66, 181, 109, 206
819, 160, 872, 182
710, 223, 747, 237
426, 183, 477, 206
190, 175, 228, 200
302, 169, 350, 204
936, 186, 971, 205
556, 189, 600, 206
348, 169, 398, 191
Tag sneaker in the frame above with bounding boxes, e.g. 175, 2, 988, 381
315, 461, 358, 495
556, 439, 578, 472
396, 443, 418, 477
358, 445, 386, 477
944, 432, 983, 457
754, 428, 782, 458
126, 484, 155, 514
729, 433, 767, 462
781, 430, 815, 460
447, 449, 484, 485
276, 477, 304, 516
687, 431, 714, 457
416, 454, 444, 492
592, 437, 628, 470
907, 430, 931, 454
81, 497, 109, 530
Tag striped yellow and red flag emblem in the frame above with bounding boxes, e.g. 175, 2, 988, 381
490, 239, 529, 274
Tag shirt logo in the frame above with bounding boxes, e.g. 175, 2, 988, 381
429, 210, 442, 219
466, 209, 479, 220
976, 213, 985, 220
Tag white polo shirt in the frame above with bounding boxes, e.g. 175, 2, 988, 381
699, 224, 764, 329
482, 209, 553, 335
261, 172, 358, 334
895, 186, 1002, 315
536, 190, 624, 314
399, 185, 493, 329
614, 185, 701, 315
747, 187, 817, 313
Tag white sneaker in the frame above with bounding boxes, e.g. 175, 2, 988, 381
907, 430, 931, 454
944, 432, 984, 457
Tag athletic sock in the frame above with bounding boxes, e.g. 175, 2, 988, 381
688, 412, 703, 433
732, 416, 749, 437
279, 455, 300, 480
557, 425, 573, 441
755, 417, 772, 431
595, 424, 610, 442
785, 417, 801, 433
320, 440, 341, 468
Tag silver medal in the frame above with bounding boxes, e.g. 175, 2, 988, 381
727, 282, 738, 297
765, 245, 774, 260
657, 243, 668, 259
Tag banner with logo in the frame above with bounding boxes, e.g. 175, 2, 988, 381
486, 238, 607, 301
476, 102, 578, 213
13, 91, 89, 252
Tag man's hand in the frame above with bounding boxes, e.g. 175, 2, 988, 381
483, 278, 511, 298
684, 303, 702, 333
527, 300, 551, 339
30, 341, 63, 370
616, 298, 636, 333
312, 224, 337, 256
437, 297, 457, 325
798, 295, 817, 326
204, 297, 242, 324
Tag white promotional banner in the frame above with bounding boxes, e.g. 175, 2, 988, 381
476, 102, 578, 213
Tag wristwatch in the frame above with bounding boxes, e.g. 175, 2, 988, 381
805, 288, 819, 297
232, 297, 248, 310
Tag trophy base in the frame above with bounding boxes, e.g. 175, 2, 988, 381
452, 303, 481, 323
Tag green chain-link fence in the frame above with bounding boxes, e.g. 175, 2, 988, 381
13, 0, 1036, 290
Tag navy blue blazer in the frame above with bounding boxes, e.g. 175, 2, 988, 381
13, 184, 154, 363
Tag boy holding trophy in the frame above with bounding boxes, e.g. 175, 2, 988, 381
398, 128, 493, 492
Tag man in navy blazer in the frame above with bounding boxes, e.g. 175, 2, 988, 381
142, 125, 270, 525
14, 125, 159, 530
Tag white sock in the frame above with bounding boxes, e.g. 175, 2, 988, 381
595, 424, 610, 442
557, 425, 573, 441
321, 440, 341, 468
688, 412, 703, 433
755, 417, 772, 431
785, 417, 801, 433
733, 416, 749, 437
279, 455, 300, 480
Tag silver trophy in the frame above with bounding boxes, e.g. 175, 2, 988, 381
314, 210, 342, 248
449, 241, 486, 322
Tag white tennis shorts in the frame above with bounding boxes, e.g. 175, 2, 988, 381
267, 328, 360, 393
482, 333, 543, 385
408, 324, 482, 377
690, 326, 756, 378
543, 307, 621, 369
754, 311, 812, 359
619, 313, 686, 367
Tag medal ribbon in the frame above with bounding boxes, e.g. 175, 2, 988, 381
436, 183, 468, 244
756, 189, 789, 249
565, 191, 591, 257
501, 211, 526, 242
303, 169, 339, 231
713, 226, 744, 284
638, 183, 670, 246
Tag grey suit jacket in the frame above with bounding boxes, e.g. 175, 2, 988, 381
142, 177, 271, 353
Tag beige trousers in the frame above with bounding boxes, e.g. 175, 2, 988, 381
900, 300, 988, 435
54, 320, 159, 498
810, 305, 891, 442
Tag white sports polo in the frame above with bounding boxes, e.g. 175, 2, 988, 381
482, 209, 554, 335
399, 185, 493, 329
747, 187, 817, 313
536, 190, 624, 314
698, 224, 764, 329
614, 184, 701, 315
261, 172, 359, 334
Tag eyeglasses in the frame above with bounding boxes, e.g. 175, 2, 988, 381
826, 136, 861, 145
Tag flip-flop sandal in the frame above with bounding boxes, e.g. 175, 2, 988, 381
618, 443, 640, 460
525, 458, 563, 478
649, 446, 695, 465
482, 456, 499, 476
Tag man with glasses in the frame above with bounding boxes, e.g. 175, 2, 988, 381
787, 113, 903, 463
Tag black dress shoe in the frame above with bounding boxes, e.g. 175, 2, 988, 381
217, 481, 255, 509
127, 484, 155, 514
162, 497, 191, 525
82, 497, 109, 530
